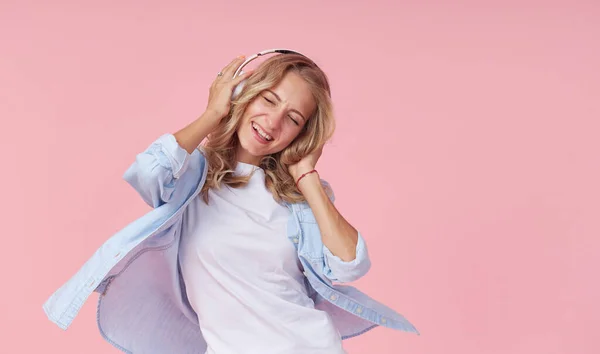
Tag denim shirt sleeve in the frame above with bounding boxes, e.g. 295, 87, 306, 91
322, 231, 371, 283
314, 180, 372, 283
122, 133, 193, 208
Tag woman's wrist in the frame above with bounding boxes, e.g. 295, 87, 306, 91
295, 169, 317, 186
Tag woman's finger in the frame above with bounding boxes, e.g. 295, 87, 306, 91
213, 56, 245, 85
231, 70, 253, 85
221, 55, 246, 78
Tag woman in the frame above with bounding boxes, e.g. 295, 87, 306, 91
43, 50, 418, 354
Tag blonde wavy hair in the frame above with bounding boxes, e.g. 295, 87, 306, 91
200, 53, 335, 204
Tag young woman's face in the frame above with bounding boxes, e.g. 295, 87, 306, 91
236, 71, 316, 166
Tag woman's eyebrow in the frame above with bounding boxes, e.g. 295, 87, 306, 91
265, 89, 307, 122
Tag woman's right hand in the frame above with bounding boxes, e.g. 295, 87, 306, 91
204, 55, 253, 124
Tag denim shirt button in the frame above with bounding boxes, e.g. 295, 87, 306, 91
381, 317, 387, 324
330, 294, 338, 301
292, 237, 299, 244
356, 307, 363, 314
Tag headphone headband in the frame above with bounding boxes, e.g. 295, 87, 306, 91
232, 48, 310, 78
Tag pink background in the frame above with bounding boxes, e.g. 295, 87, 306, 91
2, 1, 599, 353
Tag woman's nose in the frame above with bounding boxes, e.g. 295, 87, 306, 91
265, 110, 286, 130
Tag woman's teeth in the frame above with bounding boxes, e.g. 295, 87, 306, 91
252, 122, 273, 141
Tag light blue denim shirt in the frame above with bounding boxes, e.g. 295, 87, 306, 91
43, 133, 418, 353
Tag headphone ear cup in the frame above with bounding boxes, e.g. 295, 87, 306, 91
231, 79, 246, 100
231, 70, 246, 100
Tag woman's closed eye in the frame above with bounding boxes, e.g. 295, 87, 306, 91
263, 96, 299, 125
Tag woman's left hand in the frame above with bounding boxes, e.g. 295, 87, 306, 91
288, 145, 323, 181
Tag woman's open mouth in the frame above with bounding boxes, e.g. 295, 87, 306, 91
252, 122, 273, 144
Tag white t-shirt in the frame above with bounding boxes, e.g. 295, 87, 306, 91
179, 161, 346, 354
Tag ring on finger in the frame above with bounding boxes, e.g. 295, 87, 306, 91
217, 71, 224, 77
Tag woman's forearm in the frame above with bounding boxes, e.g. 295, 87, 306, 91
298, 172, 359, 262
173, 110, 222, 154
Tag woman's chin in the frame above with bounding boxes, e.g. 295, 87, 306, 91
237, 139, 265, 161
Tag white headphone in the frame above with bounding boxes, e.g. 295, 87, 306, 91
230, 48, 313, 99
